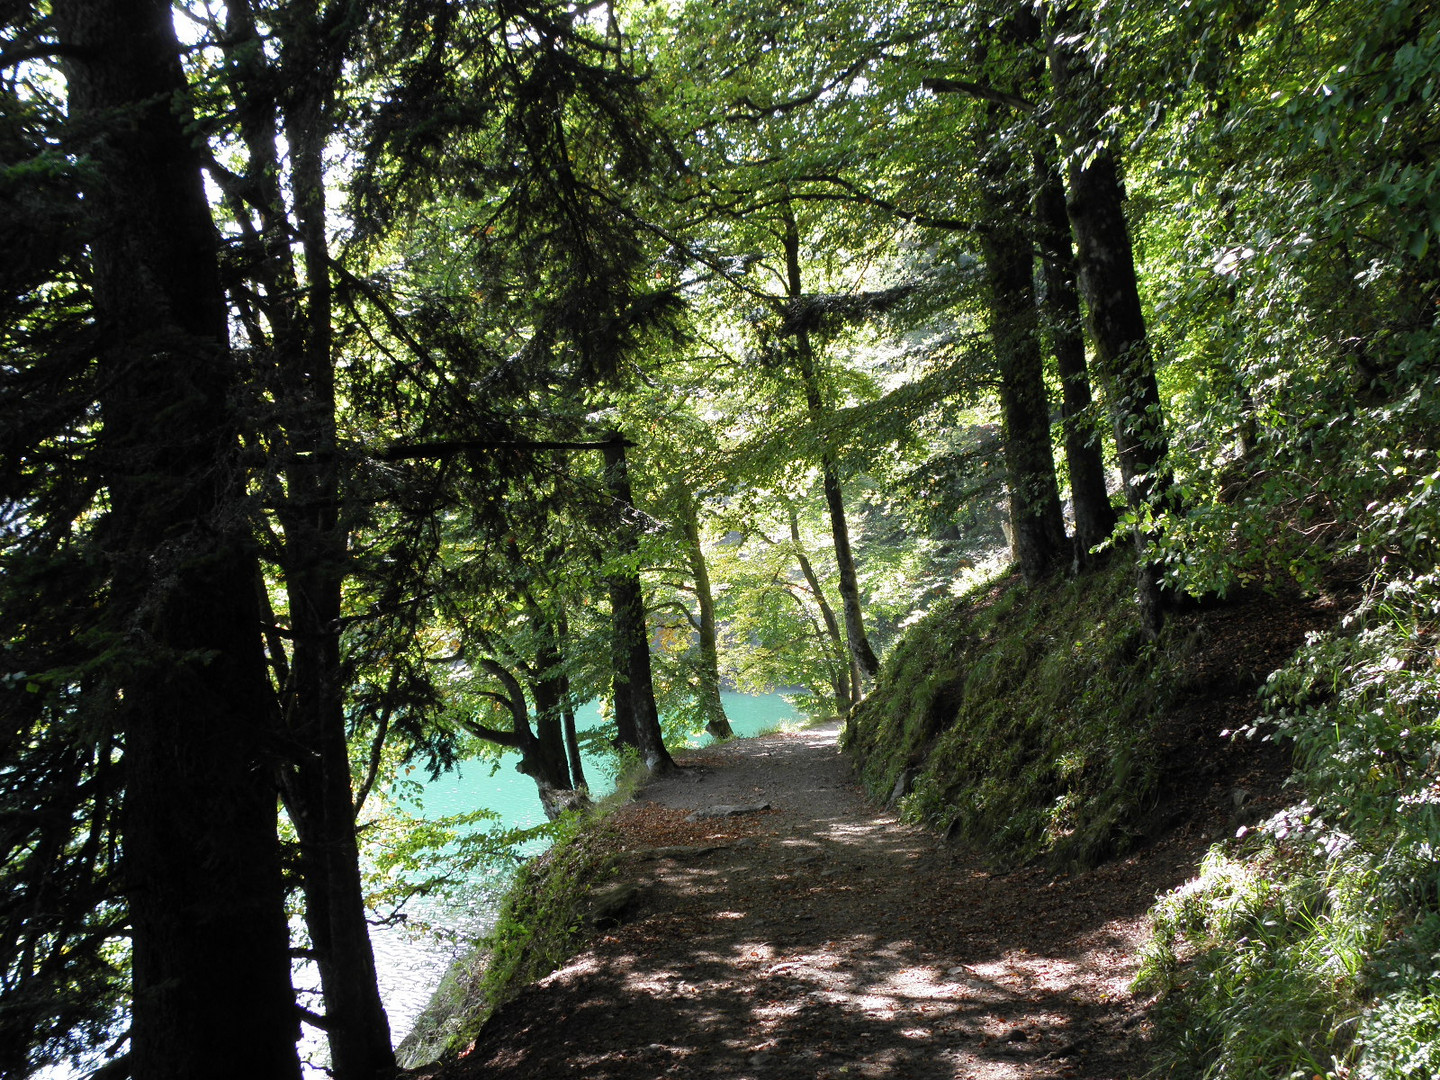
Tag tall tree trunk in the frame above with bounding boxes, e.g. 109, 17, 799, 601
218, 6, 394, 1072
790, 512, 856, 712
1047, 5, 1172, 633
817, 460, 881, 684
56, 3, 302, 1077
977, 111, 1069, 582
603, 435, 677, 774
527, 616, 590, 815
608, 601, 639, 749
1034, 150, 1117, 561
677, 487, 733, 739
264, 15, 394, 1075
779, 204, 881, 686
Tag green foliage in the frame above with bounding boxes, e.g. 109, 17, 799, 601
360, 795, 554, 937
1356, 985, 1440, 1080
1122, 0, 1440, 599
1137, 575, 1440, 1079
844, 559, 1175, 868
1136, 837, 1381, 1079
415, 810, 624, 1058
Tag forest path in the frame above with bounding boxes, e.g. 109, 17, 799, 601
426, 721, 1212, 1080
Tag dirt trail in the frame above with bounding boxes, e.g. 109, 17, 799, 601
426, 722, 1217, 1080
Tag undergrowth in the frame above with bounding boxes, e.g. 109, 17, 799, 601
472, 815, 624, 1017
843, 558, 1179, 868
397, 762, 650, 1067
1136, 571, 1440, 1079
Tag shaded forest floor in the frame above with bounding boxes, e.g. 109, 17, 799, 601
408, 584, 1344, 1080
414, 722, 1181, 1079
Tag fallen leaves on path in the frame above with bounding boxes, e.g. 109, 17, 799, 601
415, 723, 1240, 1080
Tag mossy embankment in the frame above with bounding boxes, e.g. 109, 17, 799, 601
397, 814, 629, 1068
843, 558, 1334, 870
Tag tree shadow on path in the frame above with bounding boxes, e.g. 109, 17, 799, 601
421, 722, 1217, 1080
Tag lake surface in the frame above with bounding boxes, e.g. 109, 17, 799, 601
367, 691, 800, 1045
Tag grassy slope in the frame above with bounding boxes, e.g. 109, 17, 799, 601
396, 813, 628, 1068
844, 559, 1184, 870
849, 552, 1440, 1079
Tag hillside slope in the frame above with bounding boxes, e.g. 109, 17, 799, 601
844, 560, 1343, 870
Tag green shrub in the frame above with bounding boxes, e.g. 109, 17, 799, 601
1138, 573, 1440, 1079
1357, 988, 1440, 1080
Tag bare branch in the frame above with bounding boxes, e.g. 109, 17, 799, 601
922, 76, 1036, 113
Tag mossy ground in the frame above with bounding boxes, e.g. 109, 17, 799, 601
844, 559, 1181, 869
843, 556, 1339, 871
398, 806, 630, 1067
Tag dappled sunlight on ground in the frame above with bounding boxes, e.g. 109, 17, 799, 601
421, 723, 1200, 1080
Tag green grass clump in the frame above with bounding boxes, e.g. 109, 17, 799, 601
1135, 836, 1380, 1078
843, 559, 1172, 868
1136, 572, 1440, 1079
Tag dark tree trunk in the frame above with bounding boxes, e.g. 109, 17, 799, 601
603, 436, 677, 774
462, 656, 579, 818
608, 606, 639, 750
976, 116, 1069, 582
527, 622, 589, 815
677, 488, 733, 739
217, 7, 396, 1071
779, 205, 881, 687
56, 2, 302, 1077
1035, 152, 1117, 562
1047, 8, 1172, 633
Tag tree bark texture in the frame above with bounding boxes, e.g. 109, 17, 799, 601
1034, 151, 1118, 561
977, 122, 1069, 582
56, 2, 302, 1077
563, 703, 588, 791
603, 436, 677, 773
472, 657, 582, 818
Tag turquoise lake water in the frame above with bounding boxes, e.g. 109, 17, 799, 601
43, 696, 801, 1079
368, 691, 800, 1044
